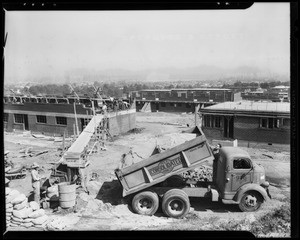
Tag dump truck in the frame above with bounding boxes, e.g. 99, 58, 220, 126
115, 130, 271, 218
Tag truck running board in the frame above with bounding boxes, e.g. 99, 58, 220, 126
222, 199, 239, 205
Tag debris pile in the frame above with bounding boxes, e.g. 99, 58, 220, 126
182, 166, 213, 183
19, 147, 48, 158
46, 217, 71, 230
6, 187, 49, 229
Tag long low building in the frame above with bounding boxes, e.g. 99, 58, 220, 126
131, 88, 234, 112
3, 95, 136, 137
200, 101, 290, 144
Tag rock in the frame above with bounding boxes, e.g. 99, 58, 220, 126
6, 207, 13, 213
10, 223, 19, 227
6, 187, 12, 195
32, 215, 48, 225
11, 216, 23, 223
22, 222, 34, 228
29, 201, 40, 211
13, 207, 33, 219
13, 198, 28, 210
11, 194, 26, 205
6, 203, 13, 209
23, 218, 34, 223
6, 190, 20, 203
28, 209, 45, 219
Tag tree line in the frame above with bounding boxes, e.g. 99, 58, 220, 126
8, 79, 290, 98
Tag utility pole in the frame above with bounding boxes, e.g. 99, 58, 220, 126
194, 104, 200, 126
73, 102, 79, 136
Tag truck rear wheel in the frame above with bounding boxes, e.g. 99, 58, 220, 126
132, 191, 159, 216
239, 191, 263, 212
162, 189, 190, 218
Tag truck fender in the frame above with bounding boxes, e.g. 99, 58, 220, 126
233, 183, 268, 203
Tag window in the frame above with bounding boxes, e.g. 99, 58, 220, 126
261, 118, 281, 129
4, 113, 9, 122
178, 103, 182, 107
14, 114, 24, 123
283, 119, 290, 126
186, 103, 191, 108
233, 158, 252, 169
161, 102, 166, 107
215, 116, 221, 128
56, 117, 67, 125
170, 103, 174, 106
261, 118, 268, 128
203, 115, 221, 128
204, 115, 211, 127
36, 115, 47, 124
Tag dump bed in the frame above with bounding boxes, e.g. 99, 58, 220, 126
115, 134, 214, 196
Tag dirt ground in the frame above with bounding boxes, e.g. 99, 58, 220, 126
4, 112, 291, 235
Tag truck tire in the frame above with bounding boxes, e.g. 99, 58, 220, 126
161, 175, 185, 187
238, 191, 263, 212
162, 189, 190, 218
132, 191, 159, 216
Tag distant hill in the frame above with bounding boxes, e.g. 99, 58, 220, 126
5, 65, 289, 85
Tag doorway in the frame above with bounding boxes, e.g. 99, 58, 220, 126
23, 114, 29, 130
155, 102, 159, 111
223, 116, 234, 139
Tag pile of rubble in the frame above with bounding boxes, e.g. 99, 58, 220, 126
182, 166, 213, 183
6, 188, 49, 229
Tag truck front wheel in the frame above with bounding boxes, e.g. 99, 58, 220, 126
162, 189, 190, 218
238, 191, 263, 212
132, 191, 159, 216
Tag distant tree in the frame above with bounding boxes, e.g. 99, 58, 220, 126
165, 84, 174, 89
123, 85, 129, 93
233, 81, 242, 87
260, 82, 270, 89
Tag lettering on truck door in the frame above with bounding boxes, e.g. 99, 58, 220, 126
229, 158, 253, 192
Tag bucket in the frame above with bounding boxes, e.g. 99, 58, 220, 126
47, 185, 58, 198
58, 182, 76, 208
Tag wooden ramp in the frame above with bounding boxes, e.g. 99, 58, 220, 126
66, 114, 104, 156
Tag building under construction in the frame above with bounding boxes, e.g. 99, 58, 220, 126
131, 88, 234, 112
3, 94, 136, 137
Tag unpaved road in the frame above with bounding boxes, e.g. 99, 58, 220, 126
5, 112, 290, 234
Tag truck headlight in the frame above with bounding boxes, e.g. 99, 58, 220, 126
261, 181, 269, 188
260, 174, 265, 181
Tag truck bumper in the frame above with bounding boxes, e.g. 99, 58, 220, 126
261, 181, 271, 199
266, 187, 272, 199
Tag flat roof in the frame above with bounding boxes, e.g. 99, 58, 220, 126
139, 88, 231, 92
203, 101, 290, 113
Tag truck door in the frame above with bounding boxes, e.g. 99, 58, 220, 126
229, 158, 253, 192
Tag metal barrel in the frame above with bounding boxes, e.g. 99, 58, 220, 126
58, 182, 76, 208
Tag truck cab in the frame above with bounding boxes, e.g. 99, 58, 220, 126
214, 147, 270, 211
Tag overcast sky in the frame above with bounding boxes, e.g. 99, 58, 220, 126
4, 3, 290, 82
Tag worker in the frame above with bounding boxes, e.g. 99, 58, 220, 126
102, 104, 107, 114
31, 162, 45, 205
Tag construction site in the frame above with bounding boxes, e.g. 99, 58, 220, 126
3, 3, 293, 237
4, 108, 290, 236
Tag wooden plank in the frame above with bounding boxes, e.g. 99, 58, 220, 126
67, 114, 103, 154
